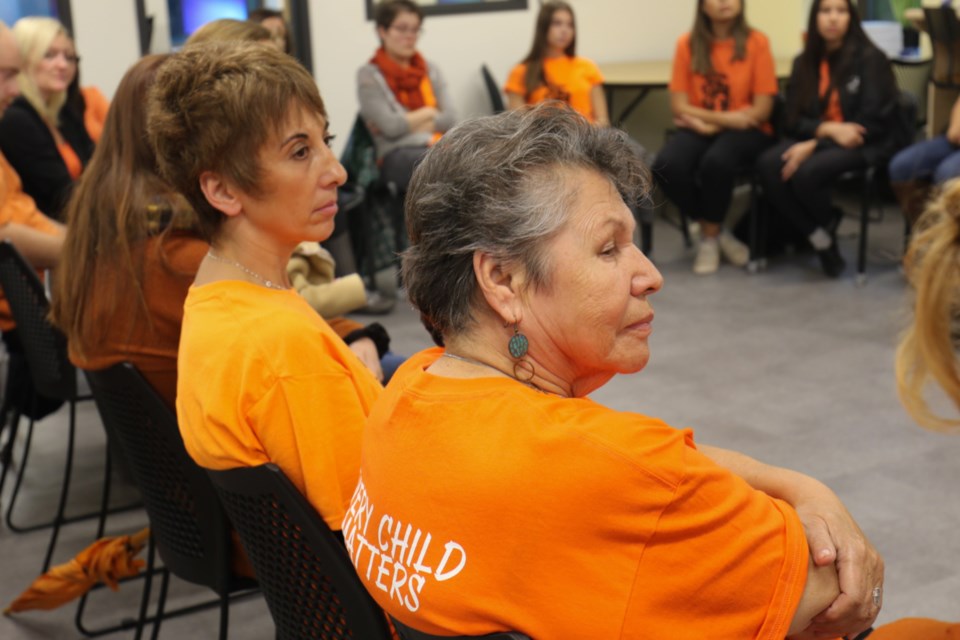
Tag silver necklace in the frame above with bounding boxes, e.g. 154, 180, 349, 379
206, 251, 288, 290
441, 352, 566, 398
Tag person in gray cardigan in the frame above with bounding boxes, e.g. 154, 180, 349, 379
357, 0, 455, 193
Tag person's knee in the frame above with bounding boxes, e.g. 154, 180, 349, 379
933, 154, 960, 185
755, 148, 784, 187
888, 148, 917, 183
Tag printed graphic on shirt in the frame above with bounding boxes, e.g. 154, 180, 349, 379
343, 475, 467, 613
544, 83, 572, 105
701, 73, 730, 111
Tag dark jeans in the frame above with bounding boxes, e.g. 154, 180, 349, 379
652, 127, 774, 224
756, 139, 867, 236
380, 145, 429, 194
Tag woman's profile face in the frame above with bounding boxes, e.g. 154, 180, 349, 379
817, 0, 850, 50
378, 10, 421, 62
546, 9, 574, 53
32, 32, 75, 99
701, 0, 742, 24
520, 169, 662, 391
231, 105, 347, 247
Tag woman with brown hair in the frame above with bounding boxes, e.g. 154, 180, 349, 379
50, 54, 202, 408
504, 1, 609, 125
652, 0, 778, 275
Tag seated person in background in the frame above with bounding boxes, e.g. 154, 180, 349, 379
65, 70, 109, 145
148, 42, 382, 532
185, 17, 271, 47
347, 104, 883, 639
888, 95, 960, 226
49, 54, 202, 409
0, 17, 94, 220
504, 1, 609, 126
248, 7, 292, 55
756, 0, 899, 278
0, 19, 64, 422
357, 0, 455, 195
652, 0, 777, 275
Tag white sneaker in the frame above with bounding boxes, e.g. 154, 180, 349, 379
693, 239, 720, 275
717, 231, 749, 267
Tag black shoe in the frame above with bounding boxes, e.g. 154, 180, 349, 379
816, 242, 846, 278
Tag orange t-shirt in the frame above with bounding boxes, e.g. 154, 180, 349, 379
504, 56, 604, 122
177, 280, 382, 530
69, 232, 207, 408
81, 86, 110, 143
819, 59, 844, 123
670, 30, 778, 132
346, 348, 810, 638
870, 619, 960, 639
0, 151, 60, 332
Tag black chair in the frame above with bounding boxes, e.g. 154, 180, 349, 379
924, 6, 960, 89
207, 463, 393, 639
84, 362, 257, 639
208, 463, 531, 640
481, 64, 506, 113
0, 241, 136, 572
340, 115, 405, 290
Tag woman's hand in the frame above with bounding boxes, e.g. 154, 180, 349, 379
789, 482, 884, 639
818, 122, 866, 149
674, 114, 719, 136
780, 140, 817, 181
349, 337, 384, 382
719, 109, 759, 131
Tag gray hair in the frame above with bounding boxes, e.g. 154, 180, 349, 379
402, 102, 648, 344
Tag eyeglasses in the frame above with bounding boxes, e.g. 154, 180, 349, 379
44, 50, 80, 64
390, 25, 423, 36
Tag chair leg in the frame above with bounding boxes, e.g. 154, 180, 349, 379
41, 398, 78, 572
5, 414, 37, 531
857, 169, 874, 287
135, 540, 158, 640
149, 566, 171, 640
218, 592, 229, 640
0, 404, 22, 503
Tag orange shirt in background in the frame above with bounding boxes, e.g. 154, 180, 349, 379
819, 59, 844, 123
81, 86, 110, 143
504, 56, 604, 122
56, 141, 83, 180
0, 151, 60, 332
177, 280, 382, 530
346, 348, 809, 639
670, 30, 778, 133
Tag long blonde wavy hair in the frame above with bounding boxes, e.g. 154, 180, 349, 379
896, 181, 960, 432
12, 16, 70, 125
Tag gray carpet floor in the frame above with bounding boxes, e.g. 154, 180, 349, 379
1, 199, 958, 639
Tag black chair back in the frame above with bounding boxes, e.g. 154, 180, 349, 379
207, 463, 392, 640
924, 6, 960, 87
391, 615, 531, 640
481, 65, 505, 113
0, 241, 75, 400
84, 362, 236, 594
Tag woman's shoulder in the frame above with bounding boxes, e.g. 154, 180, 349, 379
0, 98, 43, 130
746, 28, 771, 47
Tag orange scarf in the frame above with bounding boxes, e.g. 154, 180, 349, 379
371, 47, 429, 111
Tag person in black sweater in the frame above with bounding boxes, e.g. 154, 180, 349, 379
755, 0, 899, 278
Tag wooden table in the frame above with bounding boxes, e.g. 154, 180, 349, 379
599, 58, 795, 126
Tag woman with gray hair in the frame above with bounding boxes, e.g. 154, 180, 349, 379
346, 103, 882, 639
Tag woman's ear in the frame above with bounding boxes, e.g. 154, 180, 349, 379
198, 171, 243, 218
474, 251, 525, 324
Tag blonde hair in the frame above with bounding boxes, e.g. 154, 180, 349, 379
185, 18, 271, 46
12, 16, 70, 124
895, 180, 960, 432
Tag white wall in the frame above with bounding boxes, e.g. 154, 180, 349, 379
68, 0, 807, 151
72, 0, 140, 99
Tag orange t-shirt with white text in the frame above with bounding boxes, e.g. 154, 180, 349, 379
346, 348, 810, 639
